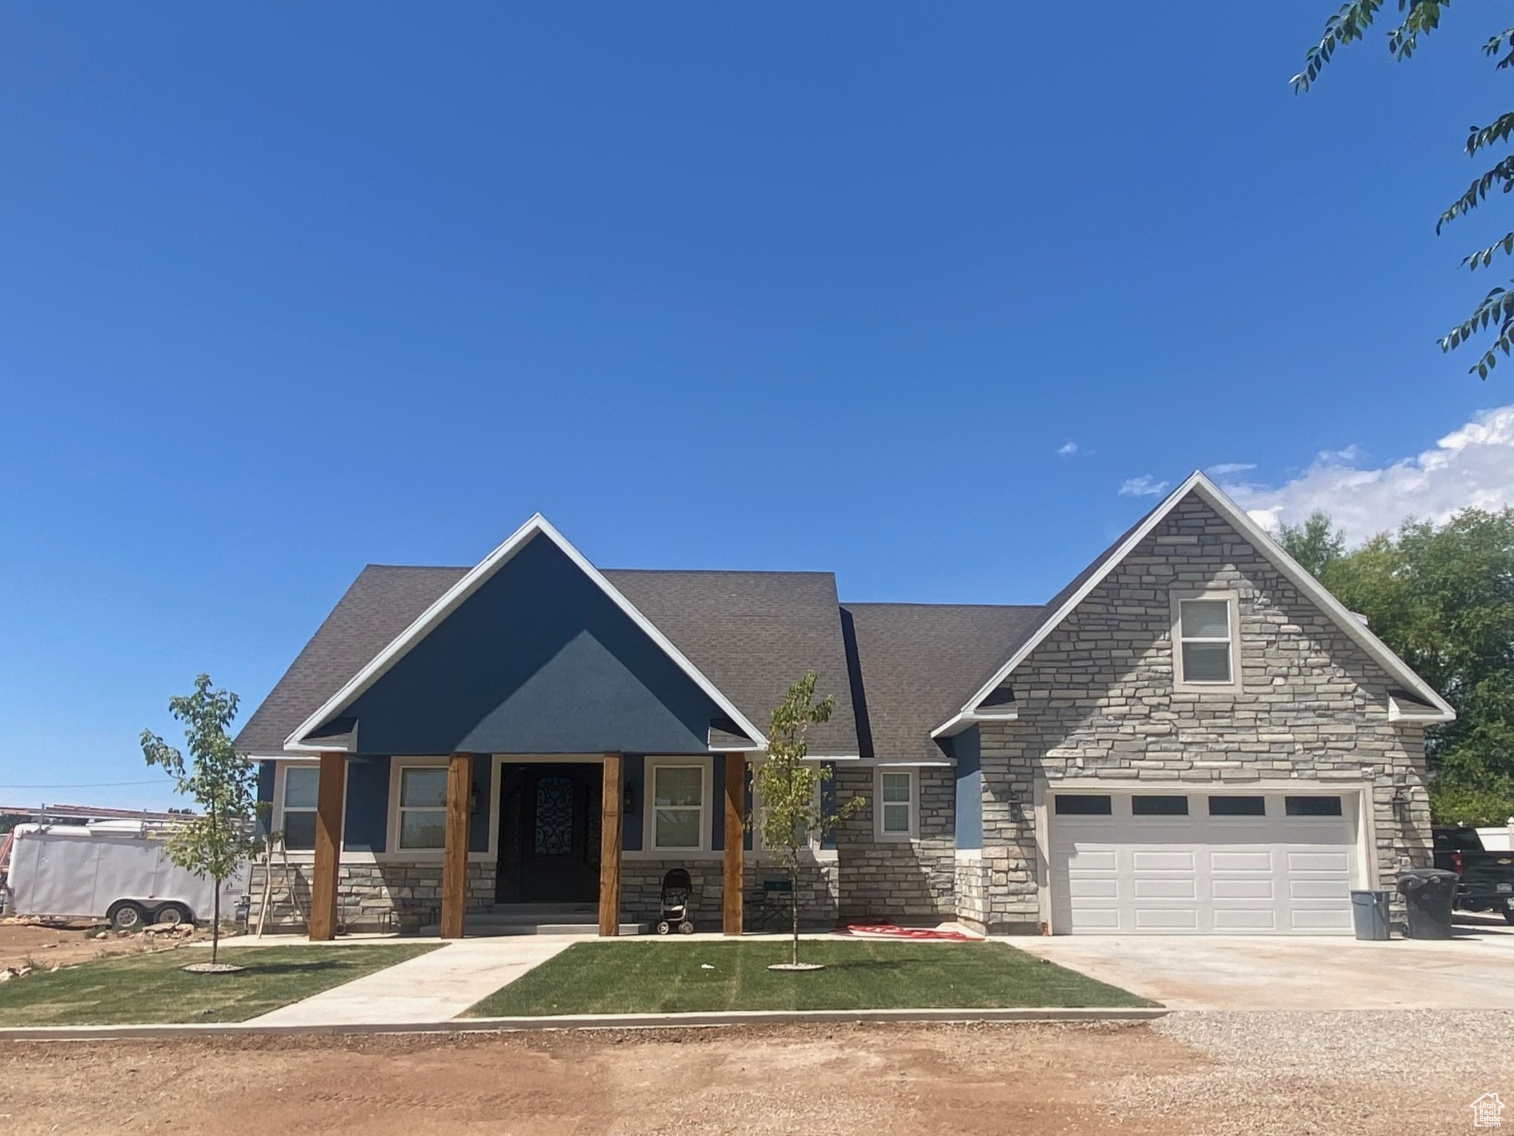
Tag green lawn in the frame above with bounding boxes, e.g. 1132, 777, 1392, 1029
466, 940, 1153, 1017
0, 943, 438, 1026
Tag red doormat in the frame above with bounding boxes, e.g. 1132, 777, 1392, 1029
840, 923, 982, 942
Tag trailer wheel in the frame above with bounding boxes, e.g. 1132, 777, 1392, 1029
153, 903, 191, 927
108, 901, 148, 932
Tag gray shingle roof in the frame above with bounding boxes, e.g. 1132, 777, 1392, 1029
234, 565, 862, 758
841, 602, 1045, 763
234, 566, 467, 755
605, 570, 859, 758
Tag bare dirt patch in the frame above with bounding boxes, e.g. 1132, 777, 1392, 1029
0, 922, 194, 971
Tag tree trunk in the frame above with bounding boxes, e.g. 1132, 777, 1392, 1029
212, 885, 220, 966
789, 863, 799, 966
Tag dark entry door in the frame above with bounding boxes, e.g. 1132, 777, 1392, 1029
495, 763, 602, 903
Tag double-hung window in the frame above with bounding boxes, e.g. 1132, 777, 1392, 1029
875, 767, 917, 840
650, 763, 705, 851
1173, 591, 1240, 690
396, 766, 448, 850
280, 765, 319, 851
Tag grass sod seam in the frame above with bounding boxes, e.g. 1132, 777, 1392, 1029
467, 940, 1154, 1017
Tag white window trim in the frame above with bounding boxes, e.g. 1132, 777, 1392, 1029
645, 758, 709, 853
874, 765, 918, 842
386, 757, 452, 858
747, 758, 825, 854
1171, 589, 1243, 693
271, 758, 341, 858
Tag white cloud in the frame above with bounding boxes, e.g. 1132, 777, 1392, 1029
1119, 475, 1169, 498
1207, 462, 1256, 476
1056, 441, 1078, 457
1223, 405, 1514, 543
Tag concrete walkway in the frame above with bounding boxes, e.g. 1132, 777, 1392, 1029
249, 936, 579, 1026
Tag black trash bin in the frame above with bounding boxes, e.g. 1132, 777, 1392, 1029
1350, 889, 1391, 940
1396, 868, 1458, 939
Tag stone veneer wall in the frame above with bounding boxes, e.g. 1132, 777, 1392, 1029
832, 765, 957, 920
973, 496, 1434, 934
621, 858, 840, 931
247, 861, 496, 933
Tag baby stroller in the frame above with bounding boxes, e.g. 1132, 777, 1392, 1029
656, 867, 695, 935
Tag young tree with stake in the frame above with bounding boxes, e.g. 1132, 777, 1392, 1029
141, 674, 262, 967
753, 670, 864, 970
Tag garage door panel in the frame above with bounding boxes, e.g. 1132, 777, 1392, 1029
1132, 877, 1197, 899
1068, 877, 1120, 899
1290, 909, 1353, 932
1064, 848, 1118, 871
1210, 850, 1274, 872
1132, 850, 1196, 871
1213, 909, 1278, 930
1135, 909, 1199, 930
1211, 879, 1274, 899
1049, 791, 1359, 936
1287, 850, 1351, 872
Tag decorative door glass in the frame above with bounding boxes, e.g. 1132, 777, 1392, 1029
534, 776, 574, 855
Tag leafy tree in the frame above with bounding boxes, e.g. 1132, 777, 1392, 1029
141, 674, 263, 965
1288, 509, 1514, 824
1279, 510, 1347, 579
1294, 3, 1514, 377
753, 670, 864, 968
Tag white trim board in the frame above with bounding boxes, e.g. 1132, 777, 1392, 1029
933, 471, 1454, 736
283, 514, 768, 753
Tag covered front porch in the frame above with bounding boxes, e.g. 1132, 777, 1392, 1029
299, 750, 753, 939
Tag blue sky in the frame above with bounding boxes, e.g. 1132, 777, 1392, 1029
4, 3, 1512, 809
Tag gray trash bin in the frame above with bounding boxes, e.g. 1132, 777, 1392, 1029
1396, 868, 1458, 939
1350, 889, 1391, 940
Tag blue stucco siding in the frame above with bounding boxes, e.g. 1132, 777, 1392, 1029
343, 755, 390, 852
951, 726, 982, 850
332, 534, 727, 756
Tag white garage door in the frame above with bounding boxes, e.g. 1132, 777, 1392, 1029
1048, 790, 1360, 935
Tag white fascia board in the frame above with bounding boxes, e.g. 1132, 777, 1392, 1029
283, 513, 769, 753
929, 707, 1018, 740
933, 471, 1454, 733
1388, 694, 1452, 724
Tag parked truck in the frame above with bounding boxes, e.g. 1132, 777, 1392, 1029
1, 821, 248, 930
1432, 825, 1514, 924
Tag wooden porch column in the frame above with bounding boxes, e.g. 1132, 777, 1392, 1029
308, 751, 346, 941
723, 753, 745, 935
440, 753, 472, 940
599, 753, 622, 937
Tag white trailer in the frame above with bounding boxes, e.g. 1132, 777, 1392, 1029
2, 822, 249, 931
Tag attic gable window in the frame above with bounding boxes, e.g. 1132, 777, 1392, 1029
1172, 591, 1241, 692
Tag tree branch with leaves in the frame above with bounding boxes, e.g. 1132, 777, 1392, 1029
752, 670, 864, 969
141, 674, 263, 966
1295, 1, 1514, 378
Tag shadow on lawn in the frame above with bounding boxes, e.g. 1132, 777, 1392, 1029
218, 960, 348, 976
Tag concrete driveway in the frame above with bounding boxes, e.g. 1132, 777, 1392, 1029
1012, 912, 1514, 1010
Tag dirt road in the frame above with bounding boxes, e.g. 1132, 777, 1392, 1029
1, 1017, 1502, 1135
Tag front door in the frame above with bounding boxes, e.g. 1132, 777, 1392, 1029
495, 763, 602, 903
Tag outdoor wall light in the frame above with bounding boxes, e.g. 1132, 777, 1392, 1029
624, 783, 636, 814
469, 781, 480, 814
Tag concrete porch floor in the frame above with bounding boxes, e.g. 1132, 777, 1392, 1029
1011, 912, 1514, 1010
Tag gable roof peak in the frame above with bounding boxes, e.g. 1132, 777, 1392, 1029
933, 470, 1452, 735
282, 512, 768, 753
